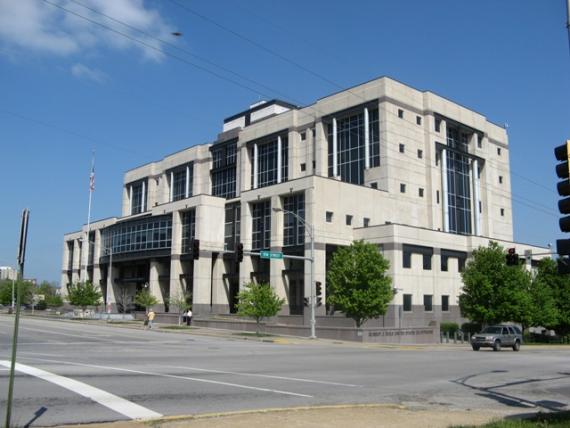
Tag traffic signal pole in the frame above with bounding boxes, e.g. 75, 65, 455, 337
554, 141, 570, 262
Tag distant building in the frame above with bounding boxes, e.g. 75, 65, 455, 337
61, 76, 548, 328
0, 266, 17, 281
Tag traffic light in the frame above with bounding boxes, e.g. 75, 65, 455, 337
303, 297, 309, 307
505, 248, 519, 266
558, 258, 570, 274
192, 239, 200, 260
555, 140, 570, 256
315, 281, 323, 307
236, 242, 244, 263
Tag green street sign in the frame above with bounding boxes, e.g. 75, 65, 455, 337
260, 250, 283, 260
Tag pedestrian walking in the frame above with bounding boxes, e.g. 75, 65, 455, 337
186, 309, 192, 326
147, 310, 156, 329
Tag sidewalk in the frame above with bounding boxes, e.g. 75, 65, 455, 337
56, 404, 512, 428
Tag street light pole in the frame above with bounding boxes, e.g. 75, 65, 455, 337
273, 208, 316, 339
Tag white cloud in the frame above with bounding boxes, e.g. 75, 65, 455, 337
71, 63, 107, 83
0, 0, 174, 61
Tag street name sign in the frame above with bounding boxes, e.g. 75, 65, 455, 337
260, 250, 283, 260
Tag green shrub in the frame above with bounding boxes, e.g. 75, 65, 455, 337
440, 322, 459, 335
461, 322, 482, 336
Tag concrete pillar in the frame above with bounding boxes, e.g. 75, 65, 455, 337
270, 195, 288, 314
364, 107, 370, 169
211, 254, 228, 313
149, 259, 165, 311
472, 159, 481, 236
441, 148, 450, 233
239, 201, 254, 288
253, 143, 259, 189
277, 136, 282, 184
169, 257, 185, 310
142, 180, 146, 212
235, 145, 242, 197
169, 207, 183, 309
169, 171, 174, 202
314, 121, 328, 177
185, 165, 190, 198
105, 263, 120, 312
332, 117, 338, 177
192, 255, 212, 315
80, 231, 89, 283
129, 185, 133, 215
71, 239, 81, 284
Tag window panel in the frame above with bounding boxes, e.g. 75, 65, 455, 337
283, 194, 305, 247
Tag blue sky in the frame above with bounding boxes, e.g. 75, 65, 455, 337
0, 0, 568, 283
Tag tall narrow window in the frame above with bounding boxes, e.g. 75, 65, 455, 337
253, 135, 288, 188
424, 295, 433, 312
211, 141, 237, 199
169, 163, 193, 202
283, 193, 305, 246
446, 127, 472, 235
442, 295, 449, 312
327, 107, 379, 185
252, 200, 271, 250
403, 294, 412, 312
130, 180, 147, 215
181, 210, 196, 253
224, 203, 241, 251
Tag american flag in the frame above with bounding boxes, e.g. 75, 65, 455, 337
89, 165, 95, 192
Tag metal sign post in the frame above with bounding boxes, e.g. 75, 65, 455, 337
5, 208, 30, 428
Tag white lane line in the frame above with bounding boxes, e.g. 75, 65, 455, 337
0, 360, 162, 420
22, 357, 313, 398
168, 365, 360, 387
18, 326, 109, 340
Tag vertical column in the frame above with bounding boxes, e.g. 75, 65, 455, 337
92, 229, 102, 292
169, 210, 184, 311
239, 201, 254, 288
71, 239, 81, 284
332, 117, 338, 177
192, 256, 212, 315
106, 263, 119, 312
149, 259, 165, 311
441, 149, 450, 233
141, 180, 146, 212
210, 255, 228, 313
129, 185, 133, 215
270, 195, 288, 314
364, 107, 370, 169
277, 136, 282, 184
253, 144, 259, 189
169, 171, 174, 202
314, 121, 328, 177
185, 165, 190, 198
80, 232, 89, 283
472, 158, 481, 236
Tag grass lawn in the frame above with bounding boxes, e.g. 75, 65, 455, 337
233, 332, 274, 337
160, 325, 193, 330
453, 412, 570, 427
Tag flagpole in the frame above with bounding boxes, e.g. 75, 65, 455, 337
82, 151, 95, 283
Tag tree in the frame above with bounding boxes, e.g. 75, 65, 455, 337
459, 242, 532, 327
134, 289, 158, 313
327, 240, 393, 328
167, 293, 192, 325
237, 282, 284, 335
0, 280, 34, 306
529, 259, 560, 329
67, 281, 102, 315
36, 281, 63, 309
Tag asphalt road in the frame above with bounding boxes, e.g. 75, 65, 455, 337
0, 315, 569, 427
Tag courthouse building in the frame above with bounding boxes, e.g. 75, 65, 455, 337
61, 76, 547, 328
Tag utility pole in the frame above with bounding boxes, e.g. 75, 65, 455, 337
5, 208, 30, 428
